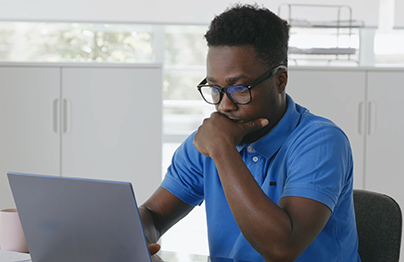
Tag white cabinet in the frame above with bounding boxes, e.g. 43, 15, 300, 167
287, 67, 404, 215
61, 66, 162, 205
287, 68, 366, 189
0, 64, 163, 209
365, 70, 404, 262
0, 67, 60, 209
366, 71, 404, 204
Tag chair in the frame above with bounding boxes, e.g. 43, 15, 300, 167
353, 189, 402, 262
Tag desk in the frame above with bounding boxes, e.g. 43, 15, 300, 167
0, 250, 253, 262
0, 250, 30, 262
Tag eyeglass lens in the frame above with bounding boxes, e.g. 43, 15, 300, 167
200, 85, 250, 104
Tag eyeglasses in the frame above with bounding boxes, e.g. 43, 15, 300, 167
197, 65, 287, 105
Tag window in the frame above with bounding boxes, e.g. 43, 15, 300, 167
0, 22, 154, 63
163, 25, 214, 139
374, 30, 404, 65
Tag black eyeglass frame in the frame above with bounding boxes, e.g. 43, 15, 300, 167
197, 64, 287, 105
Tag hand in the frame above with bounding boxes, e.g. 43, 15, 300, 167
146, 237, 161, 255
194, 112, 269, 157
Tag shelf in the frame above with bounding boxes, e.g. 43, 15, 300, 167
278, 3, 362, 65
289, 19, 364, 29
289, 47, 357, 55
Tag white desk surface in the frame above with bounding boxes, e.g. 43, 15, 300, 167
0, 250, 30, 262
0, 250, 209, 262
0, 249, 250, 262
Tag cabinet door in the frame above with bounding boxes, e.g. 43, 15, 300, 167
366, 71, 404, 204
61, 66, 162, 205
287, 69, 366, 189
0, 67, 60, 209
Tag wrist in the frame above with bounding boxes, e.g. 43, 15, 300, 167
209, 140, 239, 161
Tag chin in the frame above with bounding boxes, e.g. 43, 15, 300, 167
241, 125, 271, 144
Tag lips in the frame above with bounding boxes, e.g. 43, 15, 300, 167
218, 112, 245, 124
229, 118, 245, 124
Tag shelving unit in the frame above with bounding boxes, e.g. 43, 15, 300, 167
278, 4, 364, 65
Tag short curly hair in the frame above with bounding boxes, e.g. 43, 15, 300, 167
205, 3, 290, 68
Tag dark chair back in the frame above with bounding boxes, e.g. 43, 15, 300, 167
353, 189, 402, 262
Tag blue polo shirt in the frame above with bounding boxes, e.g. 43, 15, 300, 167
161, 94, 361, 262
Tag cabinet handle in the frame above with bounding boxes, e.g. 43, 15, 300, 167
358, 101, 366, 135
62, 99, 71, 133
53, 98, 59, 133
367, 101, 377, 136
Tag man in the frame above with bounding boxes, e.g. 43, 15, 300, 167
139, 4, 361, 262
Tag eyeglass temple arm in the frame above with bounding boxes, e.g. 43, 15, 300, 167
197, 78, 207, 87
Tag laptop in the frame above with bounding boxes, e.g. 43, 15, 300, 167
7, 172, 163, 262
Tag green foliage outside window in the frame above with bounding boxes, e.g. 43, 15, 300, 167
0, 22, 154, 63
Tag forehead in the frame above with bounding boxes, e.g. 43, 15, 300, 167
206, 46, 265, 82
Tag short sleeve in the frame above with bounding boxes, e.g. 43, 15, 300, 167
282, 121, 354, 212
161, 132, 205, 206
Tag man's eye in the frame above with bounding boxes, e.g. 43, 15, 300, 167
211, 87, 221, 94
236, 86, 249, 92
228, 85, 248, 94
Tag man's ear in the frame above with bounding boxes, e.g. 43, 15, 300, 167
277, 70, 288, 93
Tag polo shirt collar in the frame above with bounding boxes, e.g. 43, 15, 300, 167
236, 94, 301, 159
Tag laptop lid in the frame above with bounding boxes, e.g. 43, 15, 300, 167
7, 172, 152, 262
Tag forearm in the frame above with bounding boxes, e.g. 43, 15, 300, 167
210, 145, 296, 261
138, 187, 195, 245
138, 205, 161, 244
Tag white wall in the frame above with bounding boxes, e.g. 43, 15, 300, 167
395, 0, 404, 28
0, 0, 379, 27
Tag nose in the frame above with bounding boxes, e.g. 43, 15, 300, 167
217, 93, 238, 113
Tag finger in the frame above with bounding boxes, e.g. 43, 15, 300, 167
241, 118, 269, 134
148, 243, 161, 255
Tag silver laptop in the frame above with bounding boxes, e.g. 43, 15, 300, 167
7, 172, 159, 262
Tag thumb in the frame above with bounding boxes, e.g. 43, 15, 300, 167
148, 243, 161, 255
242, 118, 269, 134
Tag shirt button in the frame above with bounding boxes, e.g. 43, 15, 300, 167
247, 146, 254, 152
253, 156, 259, 162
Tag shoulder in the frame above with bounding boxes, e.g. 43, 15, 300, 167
294, 104, 350, 145
284, 105, 353, 169
280, 106, 354, 210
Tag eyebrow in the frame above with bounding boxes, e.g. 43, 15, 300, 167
206, 75, 248, 85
